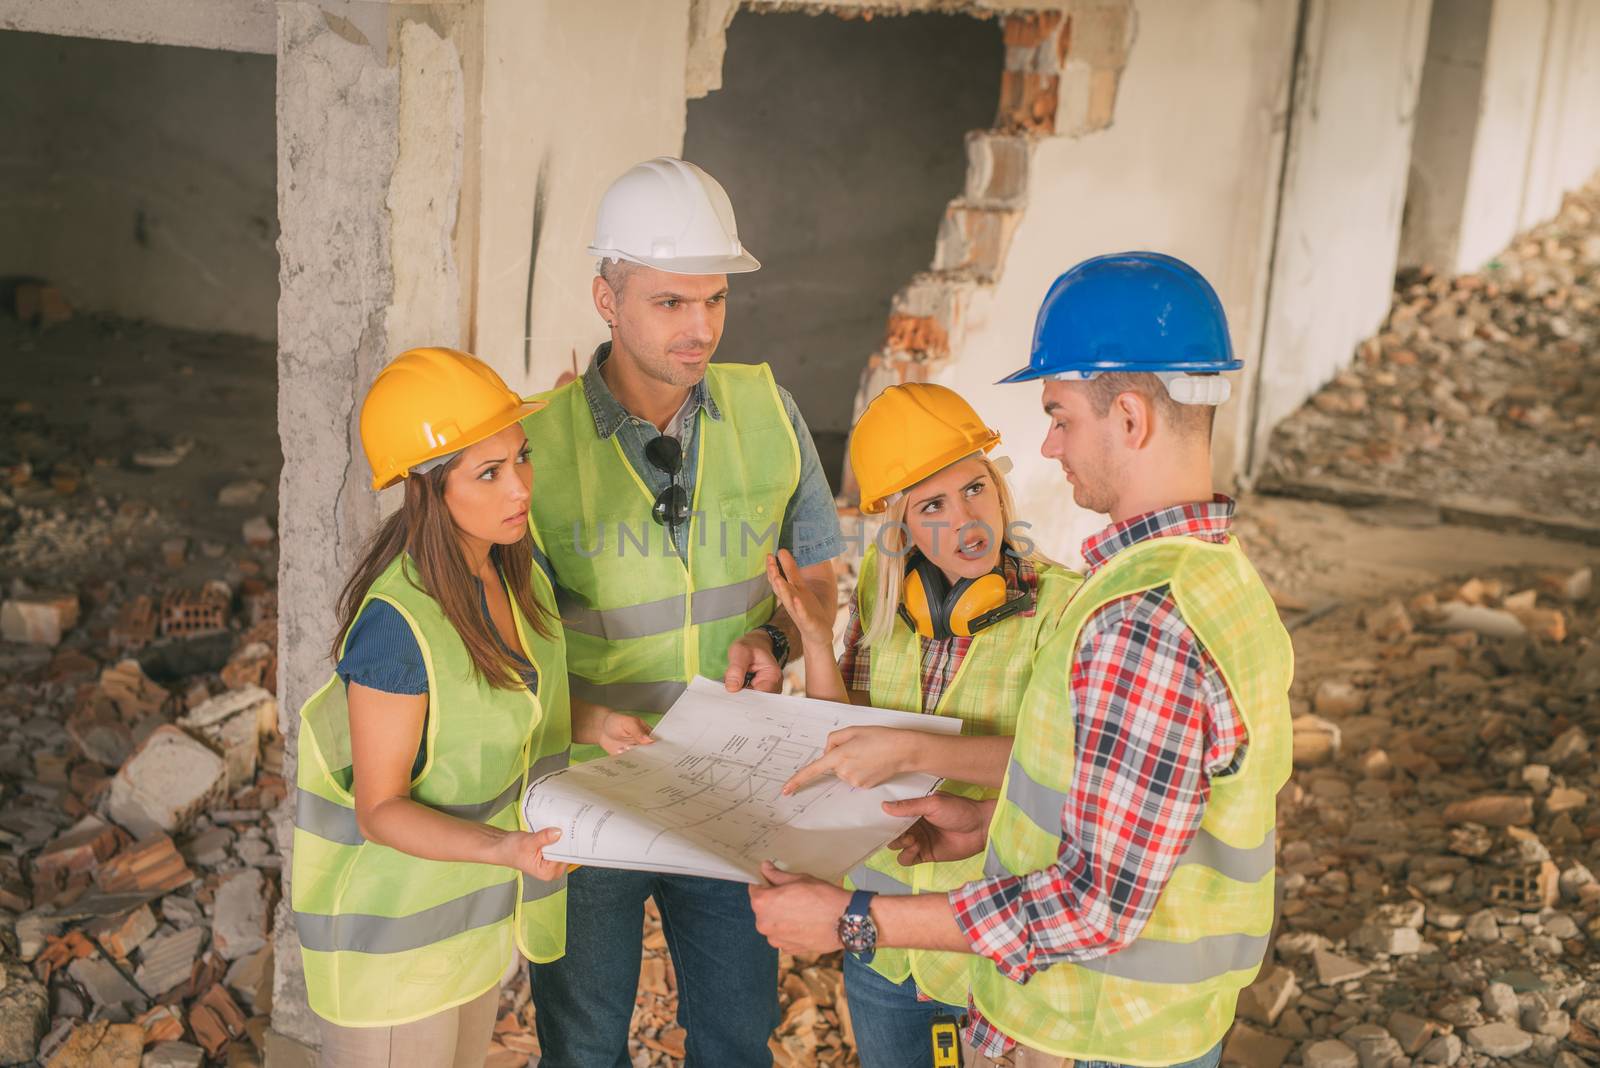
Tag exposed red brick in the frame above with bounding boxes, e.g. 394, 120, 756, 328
1002, 12, 1064, 48
33, 820, 122, 881
189, 983, 248, 1056
33, 930, 95, 983
110, 595, 157, 650
996, 71, 1059, 135
99, 659, 169, 720
0, 592, 80, 645
95, 835, 195, 895
86, 904, 157, 961
883, 314, 950, 360
159, 586, 231, 639
136, 1004, 187, 1045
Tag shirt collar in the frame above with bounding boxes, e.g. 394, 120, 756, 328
1080, 494, 1236, 575
580, 342, 723, 440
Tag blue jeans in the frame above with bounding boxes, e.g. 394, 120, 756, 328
844, 951, 966, 1068
529, 866, 779, 1067
1080, 1041, 1223, 1068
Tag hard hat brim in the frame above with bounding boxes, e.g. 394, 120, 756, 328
996, 358, 1245, 386
995, 364, 1045, 385
588, 247, 761, 275
371, 397, 548, 491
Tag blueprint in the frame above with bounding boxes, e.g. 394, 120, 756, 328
520, 677, 962, 883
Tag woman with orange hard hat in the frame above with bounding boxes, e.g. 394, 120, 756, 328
289, 347, 652, 1067
765, 382, 1081, 1068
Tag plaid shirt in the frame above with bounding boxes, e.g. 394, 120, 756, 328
837, 553, 1041, 709
951, 496, 1248, 1056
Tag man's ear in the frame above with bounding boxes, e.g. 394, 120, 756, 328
592, 274, 618, 327
1114, 390, 1155, 450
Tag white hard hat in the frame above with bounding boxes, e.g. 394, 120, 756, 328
587, 157, 760, 275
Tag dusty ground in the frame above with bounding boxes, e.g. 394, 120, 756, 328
3, 178, 1598, 1066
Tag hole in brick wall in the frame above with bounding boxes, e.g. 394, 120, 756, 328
684, 8, 1004, 485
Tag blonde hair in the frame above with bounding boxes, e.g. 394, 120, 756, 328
860, 454, 1045, 648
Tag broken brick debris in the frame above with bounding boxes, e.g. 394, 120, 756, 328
187, 983, 248, 1057
106, 727, 227, 838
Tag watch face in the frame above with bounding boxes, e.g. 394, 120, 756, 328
837, 913, 878, 954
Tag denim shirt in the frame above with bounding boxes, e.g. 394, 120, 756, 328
580, 344, 843, 567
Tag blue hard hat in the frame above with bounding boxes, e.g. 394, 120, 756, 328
997, 251, 1240, 384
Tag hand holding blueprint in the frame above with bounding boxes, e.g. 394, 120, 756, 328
520, 677, 962, 884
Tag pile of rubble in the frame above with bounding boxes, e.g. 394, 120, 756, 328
1, 479, 282, 1066
628, 909, 857, 1068
1263, 176, 1600, 534
1224, 563, 1597, 1068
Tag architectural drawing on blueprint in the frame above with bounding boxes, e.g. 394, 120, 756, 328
643, 731, 822, 857
522, 678, 962, 882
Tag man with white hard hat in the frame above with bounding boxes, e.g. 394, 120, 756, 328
520, 157, 843, 1066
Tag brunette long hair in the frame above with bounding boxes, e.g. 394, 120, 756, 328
330, 460, 556, 690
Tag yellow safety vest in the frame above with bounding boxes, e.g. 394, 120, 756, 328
522, 363, 800, 762
968, 535, 1292, 1065
292, 553, 571, 1027
842, 546, 1079, 1006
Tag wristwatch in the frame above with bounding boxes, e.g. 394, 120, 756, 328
757, 622, 791, 669
837, 889, 879, 963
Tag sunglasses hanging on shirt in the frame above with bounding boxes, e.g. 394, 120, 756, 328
645, 435, 690, 540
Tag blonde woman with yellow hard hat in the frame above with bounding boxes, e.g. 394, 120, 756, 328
290, 348, 652, 1067
764, 382, 1081, 1068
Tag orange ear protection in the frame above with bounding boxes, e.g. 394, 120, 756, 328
898, 547, 1032, 640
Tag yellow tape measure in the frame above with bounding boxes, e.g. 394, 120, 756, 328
931, 1014, 963, 1068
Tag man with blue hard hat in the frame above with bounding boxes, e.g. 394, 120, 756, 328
748, 252, 1293, 1068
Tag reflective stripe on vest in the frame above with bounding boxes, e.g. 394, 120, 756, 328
296, 750, 571, 847
969, 535, 1292, 1063
997, 764, 1276, 884
524, 363, 800, 764
559, 573, 773, 640
291, 553, 572, 1027
569, 678, 687, 716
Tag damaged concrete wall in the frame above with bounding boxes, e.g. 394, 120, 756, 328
0, 32, 278, 339
1247, 0, 1433, 471
683, 9, 1003, 477
1398, 0, 1491, 272
932, 0, 1298, 564
471, 0, 694, 394
273, 2, 476, 1052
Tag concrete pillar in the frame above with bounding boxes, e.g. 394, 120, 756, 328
271, 1, 478, 1056
1245, 0, 1433, 473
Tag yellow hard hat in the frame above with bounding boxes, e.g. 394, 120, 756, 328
359, 347, 546, 490
850, 383, 1001, 515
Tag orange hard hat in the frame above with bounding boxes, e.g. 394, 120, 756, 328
849, 383, 1001, 515
359, 347, 545, 490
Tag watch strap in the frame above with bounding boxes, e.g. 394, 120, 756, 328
758, 622, 791, 668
